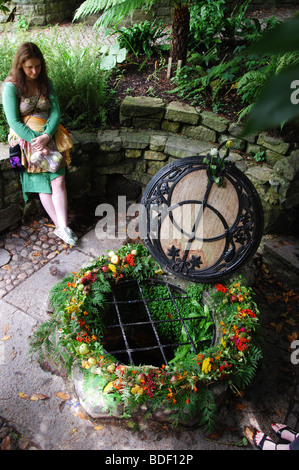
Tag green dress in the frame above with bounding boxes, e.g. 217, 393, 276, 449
2, 80, 66, 202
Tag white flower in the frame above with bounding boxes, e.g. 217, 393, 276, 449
210, 148, 218, 156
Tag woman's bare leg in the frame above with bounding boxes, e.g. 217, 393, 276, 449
39, 175, 77, 244
39, 192, 59, 226
50, 175, 68, 228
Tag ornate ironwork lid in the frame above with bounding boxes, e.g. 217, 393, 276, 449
140, 143, 264, 282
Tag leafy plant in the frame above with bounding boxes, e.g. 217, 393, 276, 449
249, 150, 266, 162
99, 43, 127, 70
0, 0, 10, 14
241, 17, 299, 134
237, 51, 299, 122
116, 20, 169, 58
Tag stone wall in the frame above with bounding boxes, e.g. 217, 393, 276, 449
4, 0, 81, 26
0, 96, 298, 235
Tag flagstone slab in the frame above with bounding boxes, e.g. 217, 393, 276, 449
3, 249, 92, 320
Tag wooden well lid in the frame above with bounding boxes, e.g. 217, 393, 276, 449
140, 152, 264, 283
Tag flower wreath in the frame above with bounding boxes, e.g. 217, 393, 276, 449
30, 242, 262, 430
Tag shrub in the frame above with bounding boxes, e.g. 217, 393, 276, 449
0, 25, 113, 139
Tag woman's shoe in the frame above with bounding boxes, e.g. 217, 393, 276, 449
254, 431, 277, 450
54, 227, 77, 246
64, 227, 78, 242
272, 423, 299, 442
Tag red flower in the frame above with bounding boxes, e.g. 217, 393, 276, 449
239, 309, 256, 318
215, 283, 227, 293
125, 254, 136, 266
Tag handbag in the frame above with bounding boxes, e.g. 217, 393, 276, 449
8, 93, 41, 171
9, 144, 24, 171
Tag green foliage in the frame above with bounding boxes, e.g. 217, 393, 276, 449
99, 42, 127, 70
188, 0, 274, 52
40, 28, 113, 130
237, 52, 299, 122
0, 107, 9, 142
0, 0, 10, 14
172, 1, 281, 115
116, 20, 169, 58
74, 0, 156, 30
241, 17, 299, 134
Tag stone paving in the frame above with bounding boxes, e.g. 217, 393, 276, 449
0, 219, 69, 298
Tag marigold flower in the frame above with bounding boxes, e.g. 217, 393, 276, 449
202, 357, 212, 374
125, 254, 136, 266
215, 283, 227, 293
108, 263, 117, 273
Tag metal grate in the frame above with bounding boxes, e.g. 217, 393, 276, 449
101, 279, 215, 366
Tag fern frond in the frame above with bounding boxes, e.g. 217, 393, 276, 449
74, 0, 155, 29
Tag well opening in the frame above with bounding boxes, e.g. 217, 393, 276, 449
101, 278, 215, 367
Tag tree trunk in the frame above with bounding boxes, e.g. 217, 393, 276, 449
170, 3, 190, 66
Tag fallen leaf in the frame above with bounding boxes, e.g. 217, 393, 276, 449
55, 392, 71, 400
1, 435, 11, 450
71, 428, 77, 435
93, 426, 104, 430
3, 265, 10, 271
244, 426, 255, 445
10, 350, 17, 360
288, 332, 298, 342
19, 392, 30, 399
30, 394, 49, 401
234, 403, 246, 410
78, 410, 85, 420
286, 319, 296, 326
1, 335, 11, 341
3, 323, 9, 334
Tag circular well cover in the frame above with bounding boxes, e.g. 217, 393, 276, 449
139, 155, 264, 283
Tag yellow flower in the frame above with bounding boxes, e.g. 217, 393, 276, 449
108, 263, 117, 273
202, 358, 212, 374
221, 337, 227, 348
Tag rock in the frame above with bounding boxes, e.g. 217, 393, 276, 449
144, 150, 167, 161
274, 152, 299, 181
201, 110, 230, 133
120, 96, 165, 125
165, 101, 199, 125
181, 124, 217, 143
257, 132, 290, 155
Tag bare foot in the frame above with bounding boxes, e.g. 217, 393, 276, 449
254, 431, 290, 450
272, 423, 299, 442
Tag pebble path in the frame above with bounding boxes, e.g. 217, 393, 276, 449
0, 218, 74, 299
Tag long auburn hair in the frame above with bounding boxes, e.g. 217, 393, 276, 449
6, 42, 50, 96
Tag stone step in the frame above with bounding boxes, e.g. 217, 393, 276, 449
262, 235, 299, 291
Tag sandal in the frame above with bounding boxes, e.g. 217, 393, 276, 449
254, 431, 277, 450
54, 227, 77, 246
272, 423, 299, 442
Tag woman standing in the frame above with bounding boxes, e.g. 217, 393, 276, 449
2, 41, 77, 245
